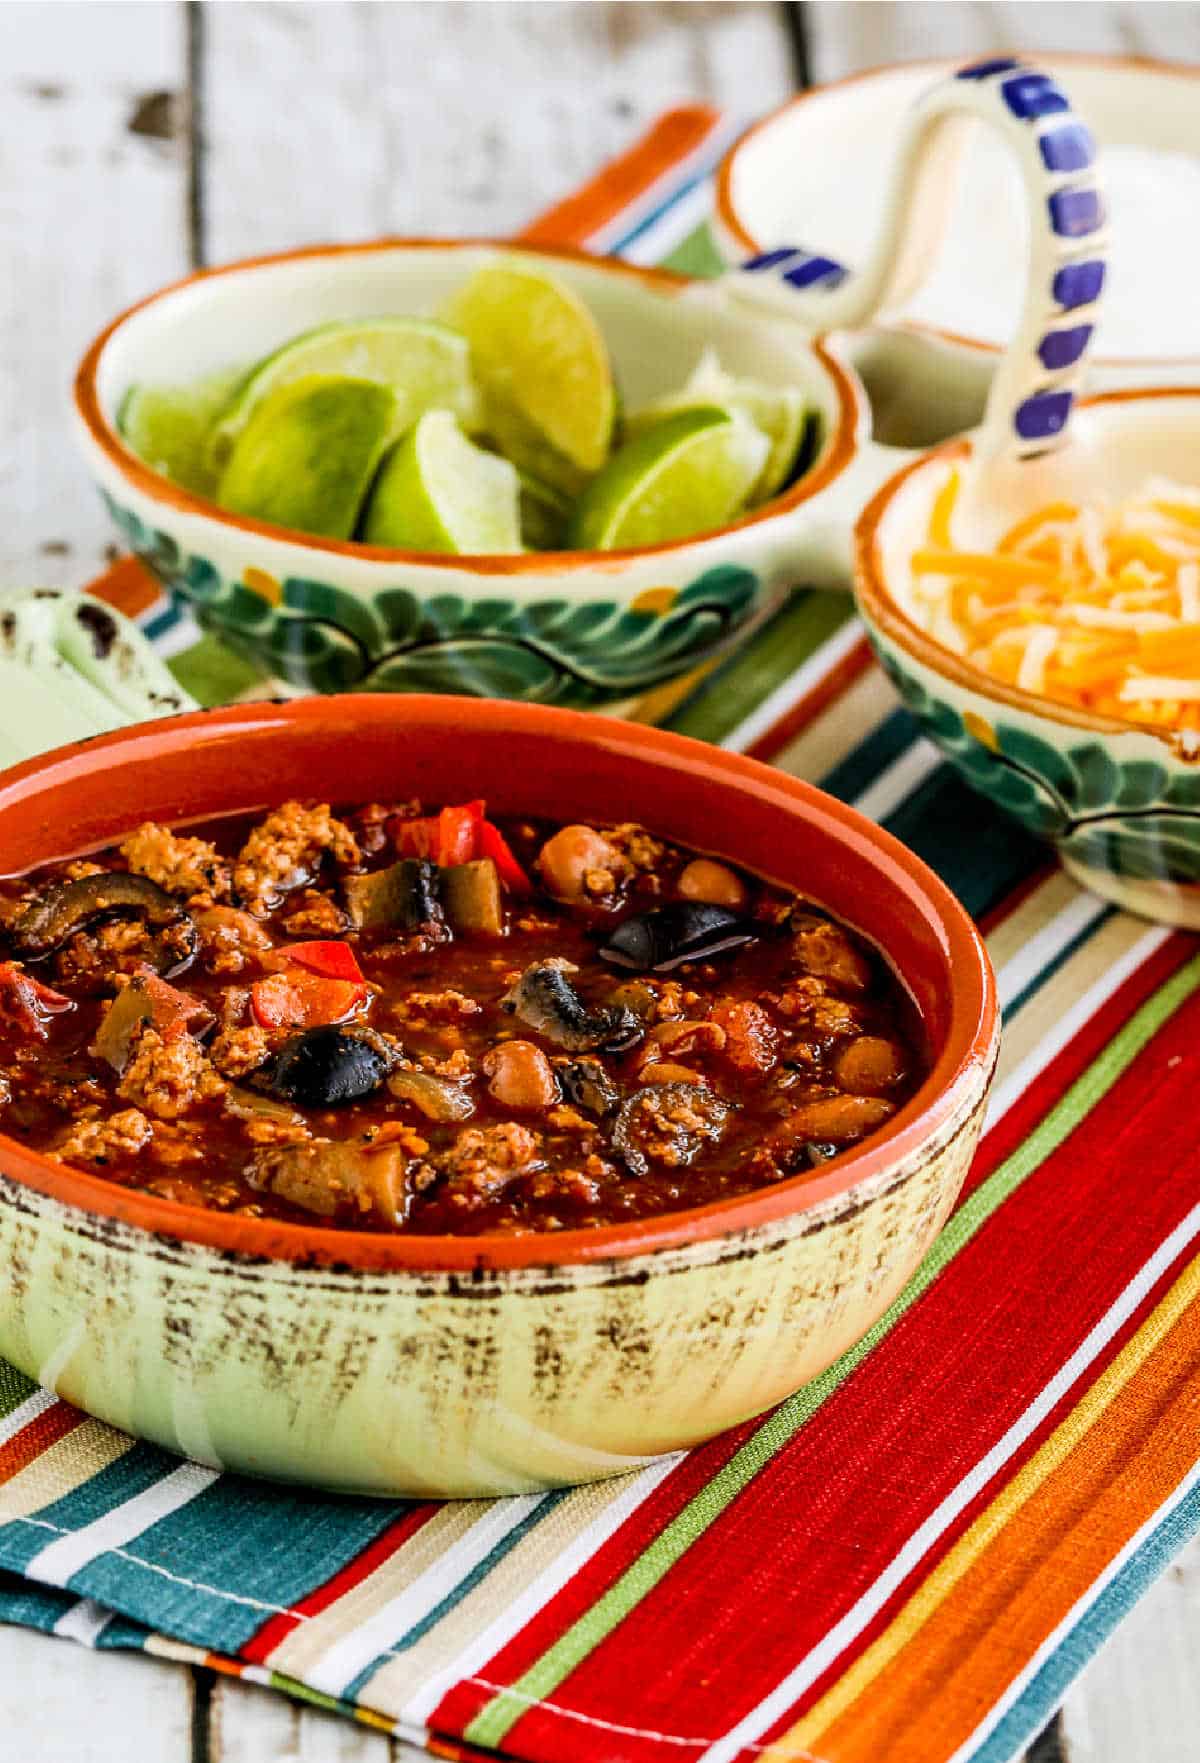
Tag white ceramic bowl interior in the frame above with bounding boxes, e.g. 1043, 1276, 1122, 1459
721, 56, 1200, 373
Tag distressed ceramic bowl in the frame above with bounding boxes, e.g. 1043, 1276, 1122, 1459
855, 387, 1200, 927
73, 240, 869, 709
716, 54, 1200, 415
0, 696, 997, 1496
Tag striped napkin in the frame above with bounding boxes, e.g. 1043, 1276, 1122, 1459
4, 109, 1200, 1763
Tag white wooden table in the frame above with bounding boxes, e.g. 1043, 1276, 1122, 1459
3, 4, 1200, 1758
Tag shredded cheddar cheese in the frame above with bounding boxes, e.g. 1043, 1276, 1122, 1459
909, 473, 1200, 731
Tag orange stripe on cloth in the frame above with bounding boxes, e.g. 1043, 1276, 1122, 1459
0, 1420, 133, 1519
84, 556, 163, 619
516, 105, 721, 248
770, 1252, 1200, 1763
0, 1402, 85, 1484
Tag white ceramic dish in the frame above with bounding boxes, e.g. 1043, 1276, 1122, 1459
716, 54, 1200, 389
75, 241, 873, 706
856, 386, 1200, 928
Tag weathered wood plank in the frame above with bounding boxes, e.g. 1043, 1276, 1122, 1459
1059, 1541, 1200, 1763
0, 1, 192, 589
806, 0, 1200, 78
210, 1672, 428, 1762
201, 1, 794, 261
0, 1624, 194, 1761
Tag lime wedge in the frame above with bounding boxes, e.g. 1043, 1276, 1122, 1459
517, 470, 570, 550
442, 259, 616, 486
626, 349, 808, 503
118, 366, 245, 496
215, 374, 397, 539
209, 318, 479, 470
362, 410, 521, 554
567, 406, 768, 551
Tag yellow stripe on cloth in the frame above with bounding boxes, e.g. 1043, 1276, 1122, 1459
769, 665, 897, 785
0, 1421, 133, 1522
768, 1253, 1200, 1763
268, 1501, 493, 1679
358, 1470, 649, 1713
989, 911, 1159, 1099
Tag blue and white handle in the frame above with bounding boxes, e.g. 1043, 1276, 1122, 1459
725, 57, 1107, 465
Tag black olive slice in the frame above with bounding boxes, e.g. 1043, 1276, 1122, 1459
260, 1026, 398, 1109
597, 903, 757, 974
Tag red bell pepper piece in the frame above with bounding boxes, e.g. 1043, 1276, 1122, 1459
477, 820, 532, 895
0, 962, 74, 1040
282, 940, 364, 983
436, 800, 486, 866
391, 799, 486, 866
251, 969, 367, 1032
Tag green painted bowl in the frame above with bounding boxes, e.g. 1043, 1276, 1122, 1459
73, 241, 869, 709
855, 387, 1200, 926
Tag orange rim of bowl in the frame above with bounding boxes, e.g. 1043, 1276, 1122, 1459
715, 50, 1200, 372
853, 384, 1200, 749
0, 696, 997, 1274
73, 236, 861, 576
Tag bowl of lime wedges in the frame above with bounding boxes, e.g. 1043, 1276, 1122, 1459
74, 241, 868, 706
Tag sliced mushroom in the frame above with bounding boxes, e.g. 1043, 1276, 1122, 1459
500, 962, 642, 1054
598, 903, 757, 974
12, 872, 197, 976
259, 1025, 398, 1109
224, 1087, 306, 1129
558, 1056, 620, 1117
611, 1081, 730, 1177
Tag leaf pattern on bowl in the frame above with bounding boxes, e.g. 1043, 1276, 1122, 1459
874, 644, 1200, 883
102, 495, 760, 706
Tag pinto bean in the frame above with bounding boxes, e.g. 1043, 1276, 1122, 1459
536, 825, 625, 901
677, 859, 747, 910
777, 1094, 895, 1144
833, 1036, 908, 1096
482, 1040, 560, 1110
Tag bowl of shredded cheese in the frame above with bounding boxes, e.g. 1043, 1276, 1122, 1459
854, 387, 1200, 927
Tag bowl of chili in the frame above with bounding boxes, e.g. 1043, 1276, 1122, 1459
0, 695, 996, 1495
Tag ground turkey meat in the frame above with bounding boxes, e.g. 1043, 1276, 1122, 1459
194, 907, 275, 976
57, 1108, 152, 1163
282, 890, 348, 936
120, 822, 229, 902
437, 1121, 544, 1197
118, 1027, 226, 1119
777, 978, 863, 1041
392, 989, 482, 1028
209, 1023, 271, 1078
234, 802, 360, 916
